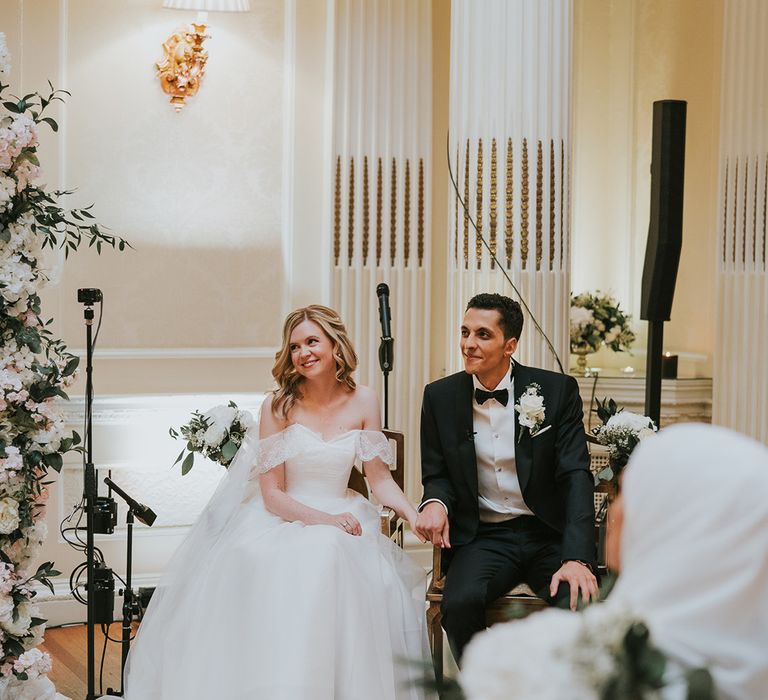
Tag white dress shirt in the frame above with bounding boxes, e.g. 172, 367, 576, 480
420, 366, 534, 522
472, 370, 533, 522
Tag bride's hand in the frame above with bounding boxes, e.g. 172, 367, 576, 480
329, 512, 362, 536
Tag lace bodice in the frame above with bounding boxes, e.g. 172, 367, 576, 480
255, 424, 393, 499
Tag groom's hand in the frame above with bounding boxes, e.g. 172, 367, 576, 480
549, 560, 598, 610
414, 503, 451, 548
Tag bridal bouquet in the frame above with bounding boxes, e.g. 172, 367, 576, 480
592, 398, 657, 486
570, 291, 635, 353
170, 402, 253, 474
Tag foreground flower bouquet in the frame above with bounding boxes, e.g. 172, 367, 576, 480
592, 398, 657, 487
170, 402, 253, 473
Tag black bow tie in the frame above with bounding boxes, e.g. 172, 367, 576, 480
474, 387, 509, 407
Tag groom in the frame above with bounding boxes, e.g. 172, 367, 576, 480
415, 293, 597, 661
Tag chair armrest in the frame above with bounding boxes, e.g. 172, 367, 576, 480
431, 545, 445, 591
379, 506, 397, 536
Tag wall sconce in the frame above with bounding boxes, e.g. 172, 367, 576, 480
156, 0, 250, 112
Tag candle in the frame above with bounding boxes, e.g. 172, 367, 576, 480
662, 352, 678, 379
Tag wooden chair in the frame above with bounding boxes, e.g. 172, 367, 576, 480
426, 439, 612, 682
347, 429, 405, 545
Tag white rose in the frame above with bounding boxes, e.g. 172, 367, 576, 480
203, 422, 227, 447
605, 411, 653, 432
569, 306, 594, 328
203, 405, 237, 428
0, 497, 20, 535
2, 600, 32, 636
0, 595, 13, 626
516, 392, 545, 429
604, 325, 622, 344
637, 427, 656, 441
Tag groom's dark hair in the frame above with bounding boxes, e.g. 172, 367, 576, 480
466, 293, 524, 340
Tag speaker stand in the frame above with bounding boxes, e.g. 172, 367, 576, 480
644, 320, 664, 426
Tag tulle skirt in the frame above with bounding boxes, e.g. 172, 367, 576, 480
119, 489, 431, 699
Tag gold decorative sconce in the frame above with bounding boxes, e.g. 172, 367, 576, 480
157, 0, 250, 112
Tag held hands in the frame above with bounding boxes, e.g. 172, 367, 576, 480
329, 512, 362, 536
549, 560, 598, 610
413, 502, 451, 548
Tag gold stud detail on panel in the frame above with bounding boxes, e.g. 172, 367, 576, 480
489, 138, 497, 270
454, 145, 459, 265
348, 157, 355, 267
733, 158, 738, 264
535, 140, 543, 271
390, 158, 397, 267
476, 138, 484, 270
521, 138, 529, 271
763, 158, 767, 270
418, 158, 425, 268
404, 159, 411, 267
505, 138, 513, 269
334, 155, 341, 266
549, 140, 556, 271
376, 157, 383, 268
464, 139, 470, 270
363, 156, 370, 266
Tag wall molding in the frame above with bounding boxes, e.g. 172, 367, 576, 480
67, 346, 279, 360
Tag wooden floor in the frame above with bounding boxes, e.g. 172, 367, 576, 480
40, 623, 137, 699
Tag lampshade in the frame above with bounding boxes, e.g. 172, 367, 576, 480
162, 0, 250, 11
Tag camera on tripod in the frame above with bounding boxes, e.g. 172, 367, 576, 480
77, 288, 103, 305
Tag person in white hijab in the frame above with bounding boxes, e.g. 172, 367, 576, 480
460, 423, 768, 700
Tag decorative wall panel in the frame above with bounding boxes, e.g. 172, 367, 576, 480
330, 0, 432, 497
715, 0, 768, 444
446, 0, 573, 372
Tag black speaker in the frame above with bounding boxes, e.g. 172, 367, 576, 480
640, 100, 687, 322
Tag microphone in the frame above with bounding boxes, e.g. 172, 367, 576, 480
465, 430, 476, 442
104, 477, 157, 527
376, 283, 392, 338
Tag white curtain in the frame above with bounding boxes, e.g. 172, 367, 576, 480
330, 0, 432, 497
714, 0, 768, 444
446, 0, 573, 372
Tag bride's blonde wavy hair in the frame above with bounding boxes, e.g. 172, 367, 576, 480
271, 305, 358, 418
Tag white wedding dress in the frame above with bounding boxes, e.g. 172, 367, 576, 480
117, 424, 431, 700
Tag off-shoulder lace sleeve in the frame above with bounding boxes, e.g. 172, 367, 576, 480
254, 426, 315, 474
357, 430, 394, 466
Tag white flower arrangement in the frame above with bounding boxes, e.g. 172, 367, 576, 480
592, 398, 657, 486
570, 291, 635, 354
0, 33, 128, 689
514, 383, 546, 440
170, 402, 253, 474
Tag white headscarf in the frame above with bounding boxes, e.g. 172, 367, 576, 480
461, 423, 768, 700
609, 423, 768, 699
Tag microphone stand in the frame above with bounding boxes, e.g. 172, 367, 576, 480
103, 477, 156, 697
378, 336, 393, 429
83, 302, 98, 700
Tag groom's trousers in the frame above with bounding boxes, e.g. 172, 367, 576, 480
440, 514, 571, 663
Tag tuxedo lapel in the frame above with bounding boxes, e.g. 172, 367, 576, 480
455, 372, 479, 496
513, 362, 533, 493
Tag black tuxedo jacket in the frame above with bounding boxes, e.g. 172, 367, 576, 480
420, 363, 595, 565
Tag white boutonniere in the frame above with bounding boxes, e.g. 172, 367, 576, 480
514, 382, 546, 442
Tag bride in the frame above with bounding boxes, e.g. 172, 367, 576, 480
117, 305, 432, 699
